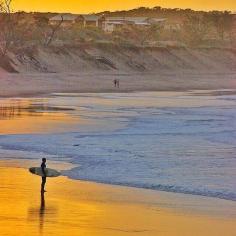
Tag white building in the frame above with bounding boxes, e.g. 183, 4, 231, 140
103, 17, 166, 32
78, 15, 104, 28
49, 14, 104, 28
49, 14, 79, 27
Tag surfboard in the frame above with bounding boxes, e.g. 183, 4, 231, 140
29, 167, 61, 177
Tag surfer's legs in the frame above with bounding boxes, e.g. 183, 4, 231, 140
41, 177, 47, 192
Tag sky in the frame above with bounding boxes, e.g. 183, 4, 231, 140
12, 0, 236, 13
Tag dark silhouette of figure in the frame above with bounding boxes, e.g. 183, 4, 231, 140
117, 79, 120, 88
41, 158, 47, 193
113, 79, 117, 87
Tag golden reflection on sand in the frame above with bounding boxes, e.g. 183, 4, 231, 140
0, 167, 235, 236
39, 192, 45, 234
0, 99, 81, 134
27, 192, 58, 235
1, 91, 234, 134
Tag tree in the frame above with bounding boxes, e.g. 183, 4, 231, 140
35, 15, 64, 46
0, 0, 14, 55
183, 14, 211, 46
209, 11, 233, 40
208, 11, 233, 41
138, 24, 163, 45
45, 16, 64, 46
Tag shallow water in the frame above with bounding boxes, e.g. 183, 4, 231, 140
0, 91, 236, 201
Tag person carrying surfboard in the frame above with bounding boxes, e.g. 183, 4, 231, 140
41, 158, 47, 192
29, 162, 60, 191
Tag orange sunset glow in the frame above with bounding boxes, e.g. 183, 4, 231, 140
1, 0, 236, 234
12, 0, 236, 13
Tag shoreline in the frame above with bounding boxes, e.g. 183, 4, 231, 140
0, 90, 236, 204
0, 156, 236, 204
2, 158, 236, 208
0, 162, 236, 236
0, 86, 236, 235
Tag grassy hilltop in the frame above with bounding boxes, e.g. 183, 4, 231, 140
0, 6, 235, 73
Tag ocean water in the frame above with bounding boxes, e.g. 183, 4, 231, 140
0, 91, 236, 201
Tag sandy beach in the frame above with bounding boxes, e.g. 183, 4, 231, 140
0, 71, 236, 97
0, 5, 236, 235
0, 90, 236, 236
0, 160, 235, 236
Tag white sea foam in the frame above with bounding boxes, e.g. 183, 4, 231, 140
0, 92, 236, 201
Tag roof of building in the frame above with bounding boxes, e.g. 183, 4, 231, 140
106, 21, 125, 26
49, 14, 78, 21
79, 14, 103, 21
49, 14, 166, 24
148, 18, 166, 22
105, 17, 146, 22
105, 16, 166, 24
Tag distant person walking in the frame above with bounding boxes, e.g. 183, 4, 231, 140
113, 79, 120, 88
113, 79, 117, 88
117, 79, 120, 88
41, 158, 47, 193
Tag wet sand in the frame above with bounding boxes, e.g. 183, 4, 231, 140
1, 72, 236, 97
0, 91, 236, 235
0, 164, 235, 236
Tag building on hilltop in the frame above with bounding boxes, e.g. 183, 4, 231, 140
102, 17, 166, 32
78, 15, 105, 28
49, 14, 105, 28
49, 14, 169, 33
49, 14, 79, 27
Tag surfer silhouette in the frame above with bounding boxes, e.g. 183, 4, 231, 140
41, 158, 47, 192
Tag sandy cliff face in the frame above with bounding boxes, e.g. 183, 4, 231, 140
1, 45, 236, 73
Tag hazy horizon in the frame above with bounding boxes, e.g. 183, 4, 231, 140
12, 0, 236, 14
